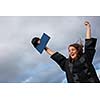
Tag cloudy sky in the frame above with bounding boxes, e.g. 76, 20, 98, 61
0, 16, 100, 83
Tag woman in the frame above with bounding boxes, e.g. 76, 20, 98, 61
32, 21, 100, 83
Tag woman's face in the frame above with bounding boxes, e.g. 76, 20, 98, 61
68, 46, 78, 60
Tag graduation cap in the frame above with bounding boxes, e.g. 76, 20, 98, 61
31, 33, 50, 54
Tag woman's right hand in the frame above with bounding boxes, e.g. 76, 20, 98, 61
31, 37, 40, 48
37, 40, 41, 44
45, 47, 56, 56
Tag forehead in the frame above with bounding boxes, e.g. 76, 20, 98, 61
68, 46, 77, 50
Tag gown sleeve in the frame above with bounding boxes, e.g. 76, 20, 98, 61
85, 38, 97, 63
51, 52, 68, 71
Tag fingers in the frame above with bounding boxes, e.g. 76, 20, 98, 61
31, 37, 40, 47
84, 21, 90, 26
37, 40, 41, 44
84, 21, 91, 28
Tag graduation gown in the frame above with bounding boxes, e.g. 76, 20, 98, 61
51, 38, 100, 83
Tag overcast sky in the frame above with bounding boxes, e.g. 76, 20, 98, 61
0, 16, 100, 83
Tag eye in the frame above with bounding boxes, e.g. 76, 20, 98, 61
71, 49, 75, 52
68, 47, 77, 52
72, 49, 74, 51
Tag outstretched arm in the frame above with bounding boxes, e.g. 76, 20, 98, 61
84, 21, 97, 62
84, 21, 91, 39
45, 47, 56, 56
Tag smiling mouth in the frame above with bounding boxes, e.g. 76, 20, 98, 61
71, 54, 74, 57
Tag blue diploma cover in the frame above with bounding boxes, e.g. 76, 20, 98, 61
33, 33, 50, 54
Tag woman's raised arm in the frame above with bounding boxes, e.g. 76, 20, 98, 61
84, 21, 91, 39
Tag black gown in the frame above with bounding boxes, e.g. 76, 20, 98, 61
51, 38, 100, 83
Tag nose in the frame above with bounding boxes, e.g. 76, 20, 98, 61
69, 51, 73, 55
